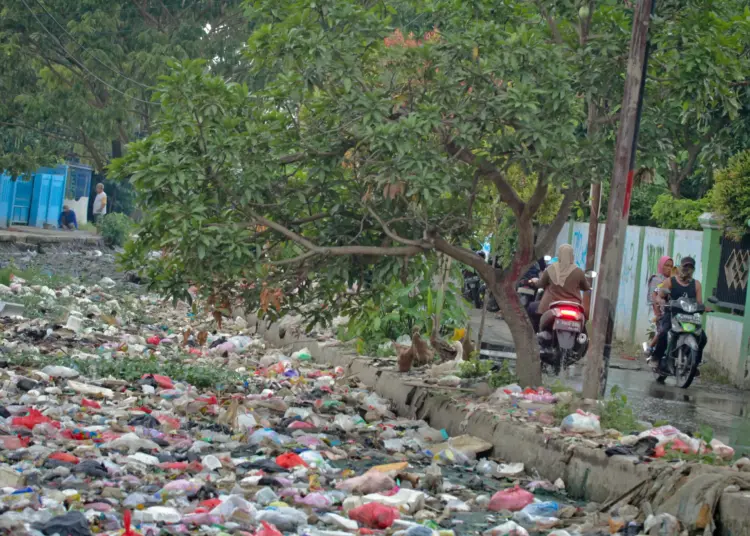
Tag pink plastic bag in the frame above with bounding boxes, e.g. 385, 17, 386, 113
348, 502, 399, 529
337, 472, 395, 494
488, 485, 535, 512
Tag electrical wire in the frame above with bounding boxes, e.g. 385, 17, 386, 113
20, 0, 158, 106
34, 0, 153, 90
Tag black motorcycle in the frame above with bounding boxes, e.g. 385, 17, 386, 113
462, 274, 483, 309
652, 296, 705, 388
536, 269, 596, 375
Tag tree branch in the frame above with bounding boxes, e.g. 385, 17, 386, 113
252, 212, 425, 266
523, 172, 547, 220
536, 1, 564, 45
431, 236, 494, 283
535, 188, 579, 258
444, 141, 525, 216
366, 206, 423, 247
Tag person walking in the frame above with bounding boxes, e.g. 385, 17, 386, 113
92, 183, 107, 224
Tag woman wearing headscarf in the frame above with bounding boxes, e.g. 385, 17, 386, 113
527, 244, 591, 332
645, 255, 673, 353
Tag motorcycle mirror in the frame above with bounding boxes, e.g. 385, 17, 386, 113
543, 255, 552, 261
586, 270, 598, 279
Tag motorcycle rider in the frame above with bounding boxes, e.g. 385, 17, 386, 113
645, 256, 674, 354
527, 244, 590, 333
651, 256, 707, 379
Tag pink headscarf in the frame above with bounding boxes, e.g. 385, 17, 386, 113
657, 255, 673, 277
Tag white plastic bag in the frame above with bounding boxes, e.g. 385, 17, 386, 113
560, 410, 601, 435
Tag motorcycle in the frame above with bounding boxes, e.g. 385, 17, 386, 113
536, 269, 597, 375
462, 273, 483, 309
651, 296, 705, 388
516, 280, 537, 309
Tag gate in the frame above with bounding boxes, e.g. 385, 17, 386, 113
715, 233, 750, 311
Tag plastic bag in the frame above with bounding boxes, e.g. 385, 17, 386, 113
488, 485, 535, 512
348, 502, 399, 529
276, 452, 308, 469
254, 521, 283, 536
483, 521, 530, 536
560, 410, 602, 435
337, 472, 395, 494
638, 425, 703, 454
710, 438, 735, 460
12, 409, 60, 430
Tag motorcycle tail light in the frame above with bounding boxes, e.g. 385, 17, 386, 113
557, 308, 581, 320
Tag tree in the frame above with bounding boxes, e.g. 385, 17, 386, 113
0, 0, 248, 174
637, 0, 750, 198
111, 0, 595, 386
712, 150, 750, 238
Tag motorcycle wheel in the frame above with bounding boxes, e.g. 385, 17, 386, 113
675, 346, 698, 389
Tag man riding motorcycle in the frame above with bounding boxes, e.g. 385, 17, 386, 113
651, 256, 707, 381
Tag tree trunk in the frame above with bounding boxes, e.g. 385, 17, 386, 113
491, 278, 542, 387
476, 290, 489, 352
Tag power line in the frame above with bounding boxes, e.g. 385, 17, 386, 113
34, 0, 153, 90
20, 0, 158, 106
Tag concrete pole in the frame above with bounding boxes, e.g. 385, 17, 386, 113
583, 0, 655, 399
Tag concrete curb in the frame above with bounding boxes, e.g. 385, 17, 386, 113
250, 316, 750, 535
0, 233, 103, 246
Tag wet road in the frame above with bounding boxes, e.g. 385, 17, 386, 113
469, 309, 750, 455
601, 366, 750, 454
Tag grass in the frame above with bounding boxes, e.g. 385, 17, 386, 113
458, 356, 493, 378
598, 385, 644, 433
5, 351, 246, 390
0, 264, 73, 288
699, 360, 732, 385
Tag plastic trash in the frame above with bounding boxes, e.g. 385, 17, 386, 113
337, 471, 395, 494
33, 511, 91, 536
710, 438, 735, 460
276, 452, 308, 469
292, 347, 312, 361
348, 502, 400, 529
254, 521, 283, 536
256, 507, 308, 532
518, 501, 559, 517
363, 489, 425, 514
488, 485, 535, 512
483, 521, 530, 536
560, 410, 602, 435
644, 513, 680, 536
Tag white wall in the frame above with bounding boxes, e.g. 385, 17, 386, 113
705, 315, 744, 378
614, 227, 641, 340
64, 197, 89, 226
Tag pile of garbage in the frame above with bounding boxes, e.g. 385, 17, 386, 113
0, 271, 745, 536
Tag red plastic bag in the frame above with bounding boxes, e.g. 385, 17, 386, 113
275, 452, 308, 469
348, 502, 399, 529
254, 521, 283, 536
146, 336, 161, 345
197, 395, 218, 405
81, 398, 101, 409
198, 498, 222, 510
488, 485, 535, 512
12, 409, 60, 430
141, 374, 173, 389
123, 510, 142, 536
49, 452, 79, 465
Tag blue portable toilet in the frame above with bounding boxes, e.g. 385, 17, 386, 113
0, 163, 88, 229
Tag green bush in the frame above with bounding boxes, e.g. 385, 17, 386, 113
651, 193, 711, 230
712, 150, 750, 238
97, 213, 133, 247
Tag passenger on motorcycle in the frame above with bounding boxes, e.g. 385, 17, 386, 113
651, 256, 707, 376
645, 256, 674, 354
527, 244, 590, 333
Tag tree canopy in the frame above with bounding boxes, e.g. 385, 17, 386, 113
0, 0, 247, 175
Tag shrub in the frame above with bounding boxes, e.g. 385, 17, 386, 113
712, 150, 750, 238
651, 193, 711, 230
97, 213, 133, 247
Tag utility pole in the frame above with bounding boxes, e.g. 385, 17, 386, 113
583, 0, 655, 399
